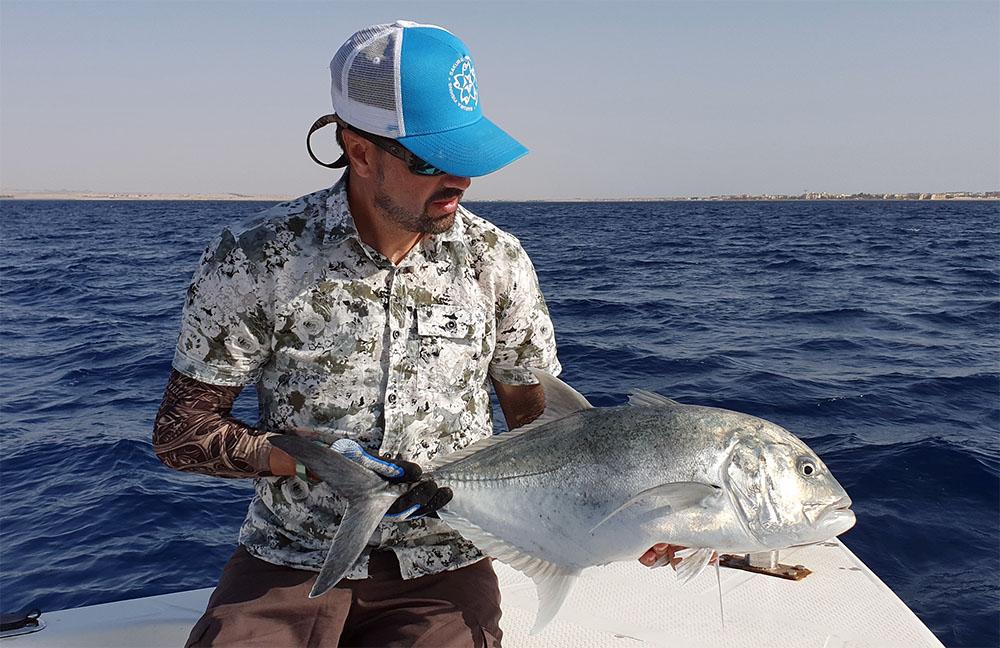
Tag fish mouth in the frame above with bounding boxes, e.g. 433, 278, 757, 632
820, 496, 856, 535
831, 495, 852, 511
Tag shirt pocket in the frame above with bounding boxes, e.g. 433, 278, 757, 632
415, 304, 487, 393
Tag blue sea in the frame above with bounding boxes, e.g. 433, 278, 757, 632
1, 198, 997, 647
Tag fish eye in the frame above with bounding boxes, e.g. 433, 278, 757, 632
797, 457, 817, 477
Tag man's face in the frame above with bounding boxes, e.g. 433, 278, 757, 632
372, 149, 472, 235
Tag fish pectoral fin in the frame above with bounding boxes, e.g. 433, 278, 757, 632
627, 389, 684, 408
673, 547, 716, 584
590, 482, 722, 533
309, 491, 399, 598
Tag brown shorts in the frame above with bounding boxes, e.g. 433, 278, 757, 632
185, 546, 503, 648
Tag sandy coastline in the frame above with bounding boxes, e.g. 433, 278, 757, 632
0, 191, 294, 201
1, 190, 996, 202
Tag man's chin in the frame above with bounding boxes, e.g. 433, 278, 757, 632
422, 211, 456, 234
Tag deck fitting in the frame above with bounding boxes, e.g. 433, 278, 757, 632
719, 551, 812, 580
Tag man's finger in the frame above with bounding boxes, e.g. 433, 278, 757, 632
384, 458, 423, 483
387, 480, 438, 515
411, 486, 453, 519
650, 551, 677, 569
639, 543, 685, 569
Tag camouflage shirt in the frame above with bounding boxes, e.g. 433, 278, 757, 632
172, 176, 561, 579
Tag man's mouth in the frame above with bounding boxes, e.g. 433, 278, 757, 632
431, 197, 459, 211
429, 192, 463, 212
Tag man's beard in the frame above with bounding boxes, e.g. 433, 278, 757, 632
374, 169, 461, 235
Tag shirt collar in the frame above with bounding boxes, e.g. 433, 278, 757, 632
323, 174, 360, 241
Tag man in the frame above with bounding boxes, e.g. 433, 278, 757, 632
154, 21, 558, 647
155, 20, 684, 647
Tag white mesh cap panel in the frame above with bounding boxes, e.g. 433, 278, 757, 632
330, 23, 403, 137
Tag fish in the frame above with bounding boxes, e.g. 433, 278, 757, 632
271, 370, 856, 632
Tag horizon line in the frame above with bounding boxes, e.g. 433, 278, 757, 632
3, 190, 998, 203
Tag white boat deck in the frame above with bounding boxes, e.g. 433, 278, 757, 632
3, 539, 943, 648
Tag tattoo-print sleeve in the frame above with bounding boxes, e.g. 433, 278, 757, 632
153, 370, 273, 478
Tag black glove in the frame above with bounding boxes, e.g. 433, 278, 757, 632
384, 478, 454, 521
328, 439, 452, 521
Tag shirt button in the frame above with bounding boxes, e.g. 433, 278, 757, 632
387, 393, 397, 404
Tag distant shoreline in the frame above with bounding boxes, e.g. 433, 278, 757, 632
0, 191, 293, 202
1, 190, 997, 202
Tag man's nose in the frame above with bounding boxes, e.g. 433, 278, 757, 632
441, 175, 472, 190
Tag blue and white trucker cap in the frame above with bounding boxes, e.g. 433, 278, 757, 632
330, 20, 527, 177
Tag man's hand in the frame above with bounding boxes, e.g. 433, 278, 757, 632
639, 543, 719, 569
330, 438, 452, 521
384, 478, 453, 521
639, 543, 686, 569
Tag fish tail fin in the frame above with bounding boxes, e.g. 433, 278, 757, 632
310, 489, 398, 597
268, 434, 397, 597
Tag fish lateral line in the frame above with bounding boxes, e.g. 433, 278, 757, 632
436, 465, 567, 483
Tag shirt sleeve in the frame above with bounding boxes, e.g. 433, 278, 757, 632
488, 241, 561, 385
153, 369, 274, 478
172, 227, 274, 386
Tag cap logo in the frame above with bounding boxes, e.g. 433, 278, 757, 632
448, 56, 478, 111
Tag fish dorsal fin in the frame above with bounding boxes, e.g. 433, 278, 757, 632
628, 389, 683, 408
437, 509, 580, 634
517, 369, 593, 434
590, 481, 722, 533
429, 370, 592, 472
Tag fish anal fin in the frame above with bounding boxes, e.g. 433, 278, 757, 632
590, 482, 722, 533
437, 509, 580, 633
627, 389, 684, 408
530, 563, 579, 634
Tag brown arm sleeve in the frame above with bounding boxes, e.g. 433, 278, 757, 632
153, 369, 273, 478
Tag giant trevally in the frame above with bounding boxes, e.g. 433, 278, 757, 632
271, 370, 855, 632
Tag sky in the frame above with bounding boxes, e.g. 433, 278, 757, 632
1, 0, 997, 200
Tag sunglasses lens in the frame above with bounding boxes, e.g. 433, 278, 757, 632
345, 124, 445, 176
411, 159, 445, 176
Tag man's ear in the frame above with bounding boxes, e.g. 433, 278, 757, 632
341, 129, 378, 179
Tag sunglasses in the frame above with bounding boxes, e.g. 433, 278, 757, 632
336, 117, 446, 177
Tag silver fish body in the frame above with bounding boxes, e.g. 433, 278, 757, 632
271, 371, 855, 632
439, 406, 819, 566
